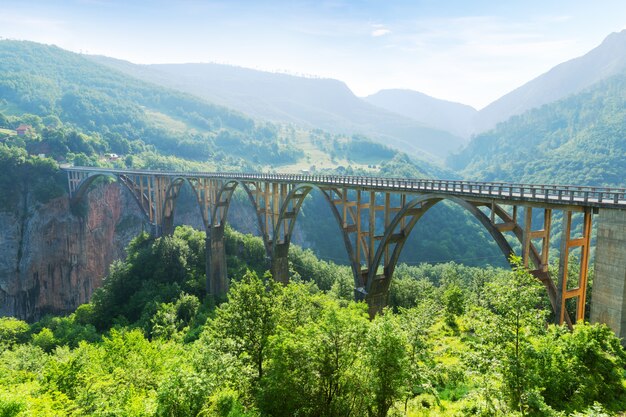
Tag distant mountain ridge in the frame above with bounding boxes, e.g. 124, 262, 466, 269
364, 89, 477, 138
89, 57, 466, 160
448, 69, 626, 187
473, 29, 626, 134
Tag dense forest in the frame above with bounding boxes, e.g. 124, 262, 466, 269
1, 226, 625, 416
0, 40, 304, 167
448, 70, 626, 187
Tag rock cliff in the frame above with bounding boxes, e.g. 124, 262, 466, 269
0, 181, 310, 321
0, 183, 146, 321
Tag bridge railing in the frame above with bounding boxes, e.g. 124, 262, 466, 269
63, 167, 626, 208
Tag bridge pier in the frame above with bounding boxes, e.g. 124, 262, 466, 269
361, 272, 391, 318
590, 209, 626, 343
271, 243, 290, 284
206, 226, 228, 300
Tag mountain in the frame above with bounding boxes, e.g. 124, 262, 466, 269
364, 89, 477, 138
0, 40, 413, 171
89, 58, 466, 160
448, 70, 626, 187
0, 40, 287, 166
474, 30, 626, 134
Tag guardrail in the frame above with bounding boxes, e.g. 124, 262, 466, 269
63, 167, 626, 209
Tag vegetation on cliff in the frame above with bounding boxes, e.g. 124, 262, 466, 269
1, 226, 625, 417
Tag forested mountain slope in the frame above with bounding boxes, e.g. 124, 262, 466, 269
449, 70, 626, 187
365, 89, 477, 138
474, 29, 626, 134
0, 40, 302, 166
89, 57, 466, 159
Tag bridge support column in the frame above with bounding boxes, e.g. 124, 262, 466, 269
363, 272, 391, 318
590, 209, 626, 343
206, 226, 228, 300
271, 243, 290, 284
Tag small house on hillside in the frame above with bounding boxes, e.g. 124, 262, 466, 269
16, 124, 31, 136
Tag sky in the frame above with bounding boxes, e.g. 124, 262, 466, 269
1, 0, 625, 109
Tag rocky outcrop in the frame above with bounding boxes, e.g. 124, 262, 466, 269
0, 181, 310, 321
0, 183, 146, 321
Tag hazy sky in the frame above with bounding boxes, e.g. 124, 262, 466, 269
1, 0, 625, 109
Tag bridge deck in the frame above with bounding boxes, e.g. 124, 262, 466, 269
63, 166, 626, 210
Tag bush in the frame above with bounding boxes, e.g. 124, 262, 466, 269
0, 317, 29, 347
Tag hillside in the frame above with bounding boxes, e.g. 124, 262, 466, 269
89, 57, 466, 159
0, 40, 302, 168
474, 29, 626, 134
364, 89, 477, 138
1, 40, 448, 175
448, 70, 626, 187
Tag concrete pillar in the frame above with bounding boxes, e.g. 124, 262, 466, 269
161, 216, 175, 237
364, 272, 391, 318
271, 243, 290, 284
206, 226, 228, 300
590, 209, 626, 342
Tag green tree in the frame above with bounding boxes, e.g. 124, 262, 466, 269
208, 271, 281, 382
399, 302, 438, 412
31, 328, 57, 353
535, 323, 626, 413
472, 257, 547, 415
365, 310, 408, 417
0, 317, 29, 347
443, 283, 464, 328
260, 299, 369, 417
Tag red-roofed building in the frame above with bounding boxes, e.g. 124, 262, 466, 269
16, 124, 31, 136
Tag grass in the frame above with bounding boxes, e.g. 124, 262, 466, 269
0, 102, 24, 116
263, 128, 380, 174
144, 109, 197, 133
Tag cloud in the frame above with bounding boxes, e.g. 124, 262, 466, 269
371, 28, 391, 37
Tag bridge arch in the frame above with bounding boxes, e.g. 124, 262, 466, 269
65, 168, 606, 327
273, 184, 361, 284
211, 179, 274, 257
160, 177, 205, 236
368, 195, 515, 295
71, 172, 153, 224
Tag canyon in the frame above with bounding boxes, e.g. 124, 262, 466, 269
0, 183, 146, 320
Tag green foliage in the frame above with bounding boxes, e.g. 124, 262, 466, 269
259, 299, 370, 417
0, 318, 29, 347
450, 71, 626, 187
471, 258, 548, 415
155, 365, 212, 417
535, 323, 626, 413
31, 328, 56, 353
90, 227, 207, 329
150, 293, 201, 340
203, 388, 256, 417
2, 228, 626, 416
0, 395, 24, 417
209, 271, 281, 382
366, 311, 409, 417
0, 143, 65, 210
443, 284, 465, 327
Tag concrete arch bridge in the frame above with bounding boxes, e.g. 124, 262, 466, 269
64, 167, 626, 338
